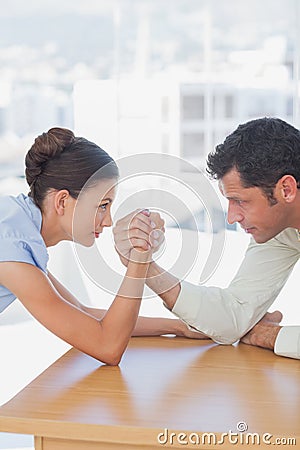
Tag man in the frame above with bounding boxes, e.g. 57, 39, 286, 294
114, 117, 300, 359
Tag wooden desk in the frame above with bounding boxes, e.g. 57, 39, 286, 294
0, 337, 299, 449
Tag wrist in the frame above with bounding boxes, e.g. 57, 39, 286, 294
129, 248, 153, 264
147, 260, 159, 277
157, 318, 183, 336
172, 319, 185, 337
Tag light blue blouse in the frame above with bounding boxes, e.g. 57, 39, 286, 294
0, 193, 48, 313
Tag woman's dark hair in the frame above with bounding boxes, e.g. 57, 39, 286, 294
25, 127, 119, 209
207, 117, 300, 204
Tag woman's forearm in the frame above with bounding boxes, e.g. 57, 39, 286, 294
49, 268, 202, 342
98, 255, 150, 364
50, 267, 181, 340
83, 306, 177, 335
131, 316, 181, 336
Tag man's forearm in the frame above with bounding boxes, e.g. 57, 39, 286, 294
145, 261, 181, 310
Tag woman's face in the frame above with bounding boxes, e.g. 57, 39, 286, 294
72, 178, 117, 247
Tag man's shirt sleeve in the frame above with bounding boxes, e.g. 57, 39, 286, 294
171, 231, 300, 344
275, 326, 300, 359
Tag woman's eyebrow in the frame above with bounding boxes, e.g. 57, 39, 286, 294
100, 197, 113, 203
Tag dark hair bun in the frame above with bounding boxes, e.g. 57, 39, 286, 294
25, 127, 75, 186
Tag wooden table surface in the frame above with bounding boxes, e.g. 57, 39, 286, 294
0, 337, 299, 449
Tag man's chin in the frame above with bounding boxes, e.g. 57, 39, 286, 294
252, 236, 267, 244
251, 232, 278, 244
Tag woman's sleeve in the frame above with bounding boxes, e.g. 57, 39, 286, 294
0, 237, 36, 266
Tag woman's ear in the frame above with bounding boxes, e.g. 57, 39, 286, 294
54, 190, 71, 215
277, 175, 298, 203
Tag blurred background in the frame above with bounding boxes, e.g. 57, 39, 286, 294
1, 0, 299, 183
0, 1, 300, 447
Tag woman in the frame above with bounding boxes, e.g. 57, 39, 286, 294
0, 128, 200, 365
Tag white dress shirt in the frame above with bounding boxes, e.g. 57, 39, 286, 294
171, 227, 300, 359
274, 326, 300, 359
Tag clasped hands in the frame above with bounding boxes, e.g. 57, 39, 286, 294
113, 209, 212, 340
113, 209, 165, 265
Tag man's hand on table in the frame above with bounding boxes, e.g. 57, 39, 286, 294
241, 310, 283, 350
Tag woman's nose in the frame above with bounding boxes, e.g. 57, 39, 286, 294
102, 210, 113, 228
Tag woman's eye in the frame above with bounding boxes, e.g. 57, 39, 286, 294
99, 204, 108, 211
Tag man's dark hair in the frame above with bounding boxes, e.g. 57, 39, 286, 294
207, 117, 300, 204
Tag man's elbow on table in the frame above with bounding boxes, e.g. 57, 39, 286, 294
174, 283, 264, 346
207, 329, 241, 346
202, 313, 266, 347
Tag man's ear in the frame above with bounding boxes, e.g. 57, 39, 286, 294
54, 190, 70, 215
277, 175, 298, 203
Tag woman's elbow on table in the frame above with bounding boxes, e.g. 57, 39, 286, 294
95, 347, 123, 366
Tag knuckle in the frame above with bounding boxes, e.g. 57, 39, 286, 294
131, 217, 138, 227
150, 212, 164, 227
130, 238, 141, 248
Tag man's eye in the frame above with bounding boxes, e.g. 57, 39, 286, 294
99, 204, 108, 211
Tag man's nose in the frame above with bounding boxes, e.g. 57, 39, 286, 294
227, 203, 243, 225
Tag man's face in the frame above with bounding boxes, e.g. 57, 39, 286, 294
219, 169, 289, 243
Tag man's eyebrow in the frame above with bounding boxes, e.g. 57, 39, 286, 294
226, 195, 245, 201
